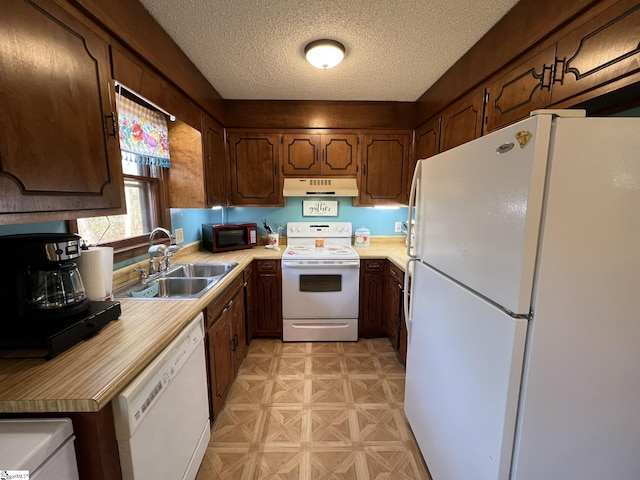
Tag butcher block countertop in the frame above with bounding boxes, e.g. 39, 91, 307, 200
0, 238, 408, 414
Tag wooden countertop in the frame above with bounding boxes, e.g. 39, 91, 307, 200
0, 238, 408, 414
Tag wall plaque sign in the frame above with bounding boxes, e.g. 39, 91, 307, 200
302, 200, 338, 217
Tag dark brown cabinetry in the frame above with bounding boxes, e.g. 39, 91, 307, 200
552, 0, 640, 105
485, 46, 556, 132
386, 263, 403, 352
251, 260, 283, 337
244, 263, 256, 342
227, 131, 283, 206
203, 116, 228, 206
485, 0, 640, 132
0, 0, 124, 223
358, 132, 412, 206
281, 132, 358, 176
359, 259, 387, 337
440, 90, 485, 151
205, 275, 246, 419
387, 263, 408, 364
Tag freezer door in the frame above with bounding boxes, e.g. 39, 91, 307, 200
415, 115, 552, 314
405, 262, 527, 480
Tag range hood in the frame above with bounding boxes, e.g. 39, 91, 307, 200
283, 178, 359, 197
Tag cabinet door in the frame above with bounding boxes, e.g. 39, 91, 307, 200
244, 265, 256, 342
282, 133, 321, 175
227, 132, 283, 206
321, 133, 358, 175
359, 133, 411, 206
231, 288, 247, 371
0, 0, 124, 220
253, 260, 283, 337
359, 260, 387, 337
412, 118, 440, 201
485, 45, 556, 133
440, 90, 485, 151
204, 117, 227, 206
386, 264, 403, 351
552, 0, 640, 104
207, 309, 234, 418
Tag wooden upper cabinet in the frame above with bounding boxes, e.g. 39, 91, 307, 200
485, 45, 556, 133
0, 0, 124, 222
281, 131, 358, 176
552, 0, 640, 105
358, 132, 411, 206
203, 117, 227, 206
321, 133, 358, 175
227, 131, 283, 206
440, 90, 485, 152
167, 119, 206, 208
281, 133, 321, 175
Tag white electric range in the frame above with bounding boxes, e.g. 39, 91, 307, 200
282, 222, 360, 341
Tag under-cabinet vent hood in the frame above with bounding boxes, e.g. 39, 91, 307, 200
283, 178, 359, 197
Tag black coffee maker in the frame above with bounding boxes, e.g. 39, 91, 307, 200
0, 233, 121, 358
1, 233, 90, 320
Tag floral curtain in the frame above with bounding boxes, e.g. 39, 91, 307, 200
116, 94, 171, 168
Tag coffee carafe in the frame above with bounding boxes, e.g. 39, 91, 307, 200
0, 233, 90, 320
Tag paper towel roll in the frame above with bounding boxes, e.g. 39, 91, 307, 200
77, 246, 114, 301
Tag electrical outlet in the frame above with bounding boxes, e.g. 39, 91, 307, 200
394, 222, 403, 233
174, 228, 184, 244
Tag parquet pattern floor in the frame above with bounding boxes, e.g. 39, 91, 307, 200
195, 338, 432, 480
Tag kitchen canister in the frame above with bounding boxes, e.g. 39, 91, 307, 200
354, 227, 370, 247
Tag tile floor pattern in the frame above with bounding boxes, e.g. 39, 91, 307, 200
195, 338, 432, 480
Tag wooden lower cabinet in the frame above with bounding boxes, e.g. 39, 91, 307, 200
205, 275, 246, 419
386, 263, 403, 351
250, 260, 283, 337
359, 259, 387, 337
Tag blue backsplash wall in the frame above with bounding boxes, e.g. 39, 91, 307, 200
171, 198, 409, 244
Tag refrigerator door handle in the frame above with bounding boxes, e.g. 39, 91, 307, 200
406, 160, 421, 258
404, 257, 417, 342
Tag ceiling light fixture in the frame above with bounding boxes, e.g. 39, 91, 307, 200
304, 39, 345, 69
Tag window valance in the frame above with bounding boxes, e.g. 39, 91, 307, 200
116, 95, 171, 168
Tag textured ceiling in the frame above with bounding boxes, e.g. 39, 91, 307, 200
137, 0, 520, 102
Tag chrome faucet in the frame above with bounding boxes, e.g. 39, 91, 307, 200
148, 227, 179, 274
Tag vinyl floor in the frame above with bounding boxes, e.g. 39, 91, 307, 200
195, 338, 432, 480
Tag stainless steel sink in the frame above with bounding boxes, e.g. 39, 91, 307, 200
114, 262, 238, 300
166, 262, 238, 278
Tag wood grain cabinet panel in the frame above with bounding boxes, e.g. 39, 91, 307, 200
282, 133, 322, 175
440, 90, 485, 151
206, 306, 234, 418
227, 131, 283, 206
203, 117, 227, 206
251, 260, 282, 337
485, 45, 556, 132
0, 0, 124, 222
552, 0, 640, 104
359, 259, 387, 337
281, 131, 358, 176
321, 133, 358, 175
358, 132, 411, 206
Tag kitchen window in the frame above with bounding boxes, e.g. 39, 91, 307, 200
72, 92, 172, 262
73, 153, 170, 262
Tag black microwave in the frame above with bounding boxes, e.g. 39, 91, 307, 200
202, 223, 258, 253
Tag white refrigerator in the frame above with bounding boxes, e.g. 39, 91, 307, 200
404, 111, 640, 480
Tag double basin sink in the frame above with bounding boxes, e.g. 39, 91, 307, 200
114, 262, 238, 300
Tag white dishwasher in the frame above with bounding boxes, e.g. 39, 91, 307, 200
112, 313, 210, 480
